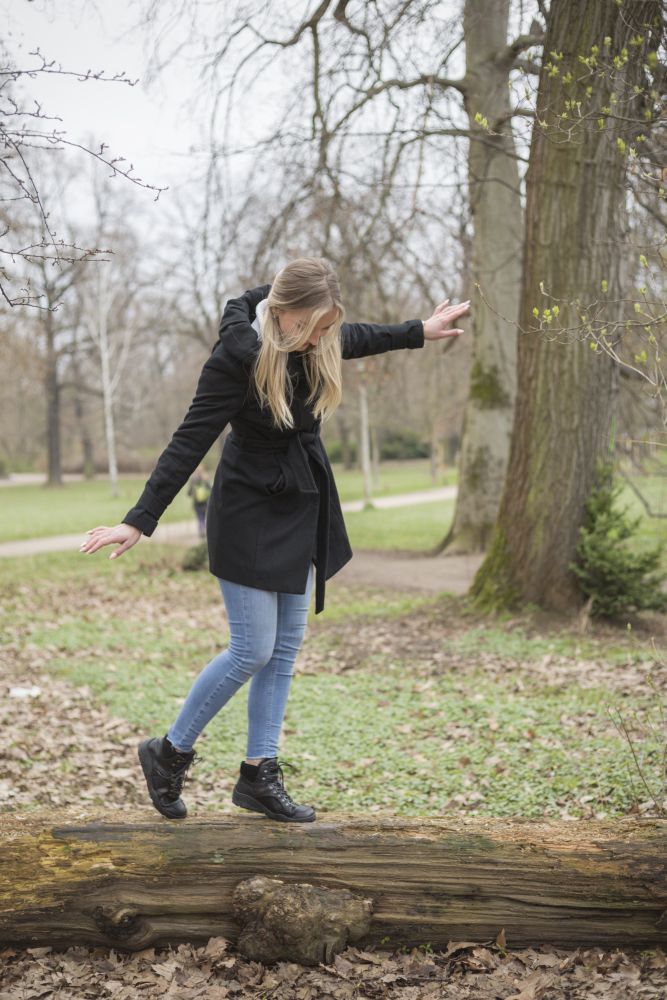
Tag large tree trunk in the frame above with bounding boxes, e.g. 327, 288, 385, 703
470, 0, 660, 612
440, 0, 523, 553
1, 810, 666, 952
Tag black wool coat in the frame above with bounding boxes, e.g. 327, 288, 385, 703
122, 284, 425, 613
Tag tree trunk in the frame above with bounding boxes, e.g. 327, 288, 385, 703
442, 0, 523, 553
470, 0, 660, 612
99, 307, 119, 498
70, 349, 96, 479
336, 410, 354, 469
1, 810, 666, 951
370, 424, 381, 491
358, 364, 373, 508
44, 308, 62, 487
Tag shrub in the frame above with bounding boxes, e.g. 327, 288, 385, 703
325, 440, 357, 464
570, 461, 667, 620
182, 542, 208, 571
379, 430, 429, 460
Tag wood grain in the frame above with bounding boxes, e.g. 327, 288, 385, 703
2, 808, 666, 951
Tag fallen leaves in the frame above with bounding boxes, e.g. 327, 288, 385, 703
4, 938, 664, 1000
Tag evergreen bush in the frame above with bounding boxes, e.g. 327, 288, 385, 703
570, 461, 667, 620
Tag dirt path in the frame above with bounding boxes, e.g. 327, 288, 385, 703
336, 548, 483, 595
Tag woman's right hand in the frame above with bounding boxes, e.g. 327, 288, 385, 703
79, 523, 142, 560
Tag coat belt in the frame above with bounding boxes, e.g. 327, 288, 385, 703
228, 428, 330, 613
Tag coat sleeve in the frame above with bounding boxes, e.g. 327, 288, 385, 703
121, 343, 249, 537
217, 284, 272, 346
340, 318, 425, 359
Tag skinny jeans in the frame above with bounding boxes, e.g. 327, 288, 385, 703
167, 561, 315, 758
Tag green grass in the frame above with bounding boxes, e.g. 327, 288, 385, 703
2, 547, 664, 819
286, 667, 648, 818
330, 460, 456, 502
0, 478, 194, 543
344, 499, 455, 551
3, 464, 665, 570
446, 623, 656, 665
0, 460, 456, 544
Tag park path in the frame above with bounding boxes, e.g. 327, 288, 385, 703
0, 486, 481, 594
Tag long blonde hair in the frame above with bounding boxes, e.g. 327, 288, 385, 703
252, 257, 345, 430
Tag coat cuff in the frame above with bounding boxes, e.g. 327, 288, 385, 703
406, 319, 425, 349
122, 507, 159, 537
122, 483, 165, 536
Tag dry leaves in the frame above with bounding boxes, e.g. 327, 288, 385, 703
1, 940, 666, 999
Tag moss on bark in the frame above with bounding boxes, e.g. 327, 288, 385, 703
469, 360, 512, 410
468, 527, 521, 613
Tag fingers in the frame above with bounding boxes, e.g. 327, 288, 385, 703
434, 298, 470, 315
110, 543, 130, 560
79, 527, 115, 555
80, 534, 110, 555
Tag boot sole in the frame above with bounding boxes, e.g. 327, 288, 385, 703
138, 739, 187, 820
232, 788, 316, 823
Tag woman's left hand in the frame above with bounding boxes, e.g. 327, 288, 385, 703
423, 299, 471, 340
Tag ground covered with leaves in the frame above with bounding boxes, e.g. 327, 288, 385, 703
2, 547, 665, 821
2, 546, 667, 996
2, 937, 667, 999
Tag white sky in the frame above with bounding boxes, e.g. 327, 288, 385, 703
6, 0, 209, 201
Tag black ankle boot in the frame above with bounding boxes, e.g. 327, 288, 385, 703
232, 757, 316, 822
137, 735, 200, 820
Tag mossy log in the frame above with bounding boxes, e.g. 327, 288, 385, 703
1, 808, 666, 952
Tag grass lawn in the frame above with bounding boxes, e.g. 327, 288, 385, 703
2, 462, 665, 569
2, 546, 664, 820
344, 499, 455, 551
0, 460, 456, 544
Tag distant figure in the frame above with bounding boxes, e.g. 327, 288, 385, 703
187, 466, 212, 538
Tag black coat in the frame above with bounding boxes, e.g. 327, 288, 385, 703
123, 284, 425, 613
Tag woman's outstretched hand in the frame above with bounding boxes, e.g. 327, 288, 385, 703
79, 523, 142, 560
423, 299, 471, 340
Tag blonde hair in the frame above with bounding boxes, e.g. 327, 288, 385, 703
252, 257, 345, 430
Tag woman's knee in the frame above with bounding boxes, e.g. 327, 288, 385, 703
227, 632, 276, 674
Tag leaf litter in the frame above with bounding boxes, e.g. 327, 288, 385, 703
2, 564, 667, 995
1, 939, 666, 999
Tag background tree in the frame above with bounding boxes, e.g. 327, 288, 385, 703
0, 40, 164, 307
471, 0, 665, 614
142, 0, 544, 546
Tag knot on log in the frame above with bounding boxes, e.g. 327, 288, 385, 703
91, 904, 147, 944
233, 875, 373, 966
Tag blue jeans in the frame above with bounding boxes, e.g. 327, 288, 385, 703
167, 561, 315, 758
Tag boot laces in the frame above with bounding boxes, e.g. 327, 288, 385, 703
163, 749, 202, 801
264, 758, 298, 808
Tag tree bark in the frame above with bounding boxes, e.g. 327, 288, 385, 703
358, 363, 373, 508
1, 810, 666, 952
441, 0, 523, 553
336, 411, 354, 469
44, 307, 62, 487
470, 0, 661, 612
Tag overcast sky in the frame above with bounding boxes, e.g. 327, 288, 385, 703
7, 0, 212, 201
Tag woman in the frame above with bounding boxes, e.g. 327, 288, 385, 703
80, 257, 470, 824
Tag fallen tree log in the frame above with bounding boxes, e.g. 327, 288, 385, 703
1, 808, 666, 952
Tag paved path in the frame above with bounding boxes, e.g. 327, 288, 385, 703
0, 486, 457, 559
